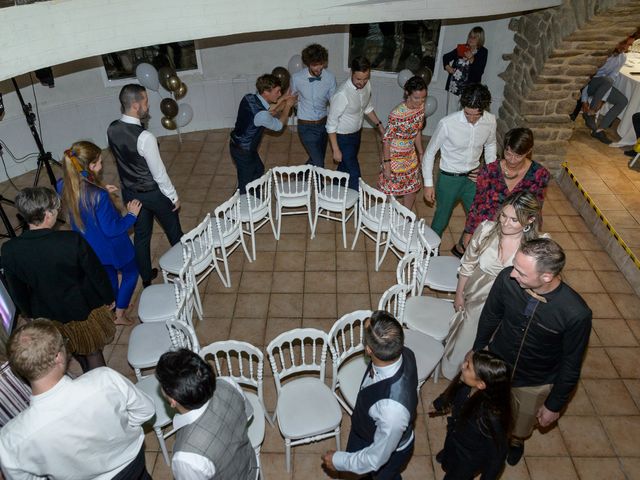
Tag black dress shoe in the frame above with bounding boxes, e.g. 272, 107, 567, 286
142, 268, 159, 288
624, 149, 637, 157
450, 245, 465, 259
582, 112, 597, 131
506, 441, 525, 466
591, 130, 612, 145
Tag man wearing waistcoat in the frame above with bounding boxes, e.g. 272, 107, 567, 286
322, 311, 418, 480
156, 348, 257, 480
107, 84, 183, 288
473, 238, 592, 466
230, 74, 296, 194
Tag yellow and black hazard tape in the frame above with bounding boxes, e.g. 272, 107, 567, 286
561, 162, 640, 270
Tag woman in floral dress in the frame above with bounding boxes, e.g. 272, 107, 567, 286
378, 76, 427, 209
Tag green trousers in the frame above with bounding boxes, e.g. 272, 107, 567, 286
430, 173, 476, 237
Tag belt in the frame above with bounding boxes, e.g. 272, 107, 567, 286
298, 117, 327, 125
129, 185, 158, 193
439, 169, 471, 177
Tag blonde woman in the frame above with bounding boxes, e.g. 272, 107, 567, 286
441, 191, 541, 380
57, 141, 141, 325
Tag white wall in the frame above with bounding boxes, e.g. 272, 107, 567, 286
0, 16, 515, 182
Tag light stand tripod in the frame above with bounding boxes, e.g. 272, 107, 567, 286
10, 78, 59, 189
0, 144, 17, 238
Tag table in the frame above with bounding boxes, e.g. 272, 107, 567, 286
612, 53, 640, 147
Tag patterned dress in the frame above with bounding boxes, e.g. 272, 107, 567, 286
377, 102, 424, 196
464, 160, 550, 235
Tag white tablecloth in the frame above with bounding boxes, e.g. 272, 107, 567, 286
612, 53, 640, 147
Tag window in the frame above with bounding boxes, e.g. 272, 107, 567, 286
349, 21, 441, 74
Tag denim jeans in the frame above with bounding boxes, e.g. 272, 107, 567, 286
230, 142, 265, 194
298, 123, 328, 167
336, 131, 362, 190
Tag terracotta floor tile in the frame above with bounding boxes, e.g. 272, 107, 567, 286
243, 251, 275, 271
580, 293, 621, 319
562, 270, 604, 294
592, 319, 638, 346
525, 427, 568, 456
336, 251, 368, 271
277, 233, 308, 252
274, 251, 306, 271
268, 294, 303, 318
573, 457, 627, 480
620, 457, 640, 479
272, 271, 305, 293
601, 416, 640, 456
609, 293, 640, 320
259, 452, 293, 479
305, 251, 337, 271
607, 347, 640, 378
564, 382, 595, 416
542, 215, 567, 232
402, 455, 436, 480
585, 251, 620, 271
580, 347, 619, 379
337, 270, 370, 294
525, 456, 578, 480
337, 294, 372, 317
582, 379, 639, 415
264, 317, 302, 346
304, 271, 337, 293
228, 317, 267, 346
303, 293, 338, 318
202, 292, 237, 318
196, 317, 232, 345
239, 271, 273, 293
595, 271, 635, 294
307, 233, 337, 252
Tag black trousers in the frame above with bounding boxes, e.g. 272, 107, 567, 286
633, 112, 640, 139
111, 446, 152, 480
346, 429, 414, 480
230, 142, 265, 194
123, 187, 182, 283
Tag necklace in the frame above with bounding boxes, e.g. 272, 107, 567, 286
502, 160, 524, 180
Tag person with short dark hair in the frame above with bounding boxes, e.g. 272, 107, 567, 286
1, 187, 115, 372
230, 74, 297, 193
0, 319, 155, 479
326, 56, 385, 190
291, 44, 337, 167
155, 349, 257, 480
107, 83, 183, 288
422, 83, 497, 237
473, 238, 592, 466
322, 310, 418, 479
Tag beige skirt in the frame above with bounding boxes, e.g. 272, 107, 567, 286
53, 306, 116, 355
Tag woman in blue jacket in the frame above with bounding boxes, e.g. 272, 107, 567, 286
58, 141, 141, 325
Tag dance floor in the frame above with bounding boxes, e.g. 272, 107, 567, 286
1, 125, 639, 479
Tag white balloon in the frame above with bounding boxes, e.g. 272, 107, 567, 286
425, 96, 438, 117
176, 103, 194, 127
287, 54, 303, 74
397, 69, 412, 89
135, 63, 159, 91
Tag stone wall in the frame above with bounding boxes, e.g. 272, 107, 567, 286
497, 0, 640, 175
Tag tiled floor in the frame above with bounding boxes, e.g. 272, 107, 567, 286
1, 125, 640, 479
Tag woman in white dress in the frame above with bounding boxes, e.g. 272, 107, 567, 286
440, 191, 542, 380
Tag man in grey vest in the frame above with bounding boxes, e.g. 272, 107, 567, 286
322, 311, 418, 479
156, 348, 257, 480
107, 84, 183, 287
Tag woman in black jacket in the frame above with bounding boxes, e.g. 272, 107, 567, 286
1, 187, 115, 372
442, 26, 488, 96
432, 350, 512, 480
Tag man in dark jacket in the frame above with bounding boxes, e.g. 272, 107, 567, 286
473, 238, 592, 466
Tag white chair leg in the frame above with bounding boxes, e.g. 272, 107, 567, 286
156, 427, 170, 465
306, 205, 314, 236
335, 427, 341, 451
254, 447, 262, 480
134, 368, 143, 381
310, 207, 319, 240
221, 249, 231, 288
213, 248, 230, 288
161, 269, 170, 283
340, 216, 348, 249
192, 284, 204, 321
285, 439, 291, 472
351, 222, 362, 251
275, 206, 282, 241
250, 223, 258, 262
630, 153, 640, 168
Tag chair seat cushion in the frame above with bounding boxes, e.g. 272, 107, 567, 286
336, 354, 368, 409
246, 391, 266, 448
317, 186, 358, 211
135, 376, 175, 428
404, 296, 454, 341
403, 329, 445, 383
276, 377, 342, 439
239, 195, 269, 224
159, 242, 213, 277
361, 204, 389, 233
138, 284, 177, 322
425, 257, 460, 292
127, 323, 172, 369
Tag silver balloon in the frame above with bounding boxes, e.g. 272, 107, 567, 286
425, 95, 438, 117
176, 103, 194, 128
287, 54, 303, 74
135, 63, 159, 91
397, 69, 412, 89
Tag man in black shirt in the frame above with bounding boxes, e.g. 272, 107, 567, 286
473, 238, 592, 466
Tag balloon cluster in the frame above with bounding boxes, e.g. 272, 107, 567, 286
135, 63, 194, 130
397, 67, 438, 117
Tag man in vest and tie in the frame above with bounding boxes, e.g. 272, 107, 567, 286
155, 348, 257, 480
322, 311, 418, 480
230, 74, 296, 194
107, 84, 183, 288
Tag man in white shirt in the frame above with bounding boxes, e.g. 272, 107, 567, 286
107, 84, 183, 287
422, 83, 497, 239
230, 74, 296, 194
322, 311, 418, 479
326, 56, 385, 190
155, 348, 257, 480
290, 43, 337, 167
0, 319, 155, 480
